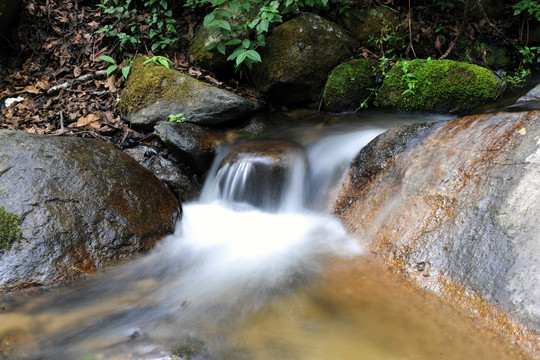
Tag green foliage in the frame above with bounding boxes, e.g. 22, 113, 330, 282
368, 23, 406, 59
143, 55, 173, 68
0, 206, 22, 252
96, 0, 178, 53
169, 113, 186, 122
191, 0, 350, 69
513, 0, 540, 19
99, 55, 132, 79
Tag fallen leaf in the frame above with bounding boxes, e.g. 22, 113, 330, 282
77, 113, 102, 129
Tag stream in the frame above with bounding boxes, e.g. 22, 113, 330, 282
0, 110, 529, 359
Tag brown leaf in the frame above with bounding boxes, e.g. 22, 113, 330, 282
77, 113, 102, 129
74, 66, 82, 78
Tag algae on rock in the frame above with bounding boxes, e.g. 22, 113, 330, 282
0, 206, 22, 252
251, 13, 356, 104
119, 55, 260, 129
323, 59, 377, 112
376, 59, 501, 113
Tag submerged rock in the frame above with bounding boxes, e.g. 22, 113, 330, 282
251, 13, 356, 104
376, 59, 501, 113
118, 55, 261, 129
336, 111, 540, 349
0, 130, 179, 292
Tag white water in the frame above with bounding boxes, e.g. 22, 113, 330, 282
0, 112, 459, 359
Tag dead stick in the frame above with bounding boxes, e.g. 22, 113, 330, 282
440, 0, 470, 60
47, 70, 107, 95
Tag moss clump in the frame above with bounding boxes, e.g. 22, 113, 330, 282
323, 59, 377, 112
0, 206, 22, 252
376, 59, 501, 113
118, 55, 198, 116
251, 13, 355, 103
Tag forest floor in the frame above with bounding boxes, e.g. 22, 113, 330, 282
0, 0, 529, 148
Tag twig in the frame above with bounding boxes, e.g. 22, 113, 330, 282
440, 0, 470, 60
47, 70, 107, 95
407, 0, 417, 58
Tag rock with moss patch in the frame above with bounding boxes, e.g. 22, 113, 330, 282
119, 56, 261, 129
0, 130, 179, 292
323, 59, 377, 112
376, 59, 501, 113
340, 6, 403, 51
250, 13, 356, 104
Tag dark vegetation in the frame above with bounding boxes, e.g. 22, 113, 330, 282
0, 0, 538, 147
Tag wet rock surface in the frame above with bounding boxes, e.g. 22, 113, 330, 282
336, 111, 540, 345
155, 121, 227, 175
0, 130, 180, 292
124, 140, 202, 203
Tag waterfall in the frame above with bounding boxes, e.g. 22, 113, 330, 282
0, 112, 454, 359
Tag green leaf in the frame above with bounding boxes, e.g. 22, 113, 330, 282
242, 2, 250, 10
106, 65, 118, 76
245, 49, 261, 62
225, 39, 242, 45
257, 34, 266, 46
121, 66, 131, 79
216, 8, 233, 17
213, 0, 228, 5
99, 55, 116, 64
248, 18, 260, 29
158, 58, 171, 68
256, 19, 269, 33
236, 51, 248, 66
242, 39, 251, 49
219, 20, 231, 31
227, 46, 244, 61
203, 13, 215, 28
229, 1, 240, 13
217, 42, 226, 55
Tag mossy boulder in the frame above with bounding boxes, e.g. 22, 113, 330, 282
189, 27, 230, 75
119, 55, 261, 129
251, 13, 356, 104
340, 6, 403, 50
323, 59, 377, 112
376, 59, 501, 113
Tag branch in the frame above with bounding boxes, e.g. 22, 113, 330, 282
440, 0, 470, 60
47, 70, 108, 95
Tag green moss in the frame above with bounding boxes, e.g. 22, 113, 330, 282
0, 206, 22, 252
118, 55, 200, 115
323, 59, 377, 111
251, 13, 355, 102
376, 59, 501, 112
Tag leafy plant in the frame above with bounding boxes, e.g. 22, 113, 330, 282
99, 55, 132, 79
144, 55, 173, 68
169, 113, 186, 122
194, 0, 350, 69
96, 0, 178, 52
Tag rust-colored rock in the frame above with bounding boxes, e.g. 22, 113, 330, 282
336, 111, 540, 357
0, 130, 180, 292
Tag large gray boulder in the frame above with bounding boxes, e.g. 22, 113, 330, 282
251, 13, 356, 104
0, 131, 180, 292
118, 56, 261, 129
335, 111, 540, 346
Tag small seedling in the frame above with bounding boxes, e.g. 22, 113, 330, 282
169, 113, 186, 123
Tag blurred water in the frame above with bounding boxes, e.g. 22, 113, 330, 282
0, 111, 520, 360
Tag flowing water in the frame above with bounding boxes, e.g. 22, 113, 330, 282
0, 111, 526, 359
